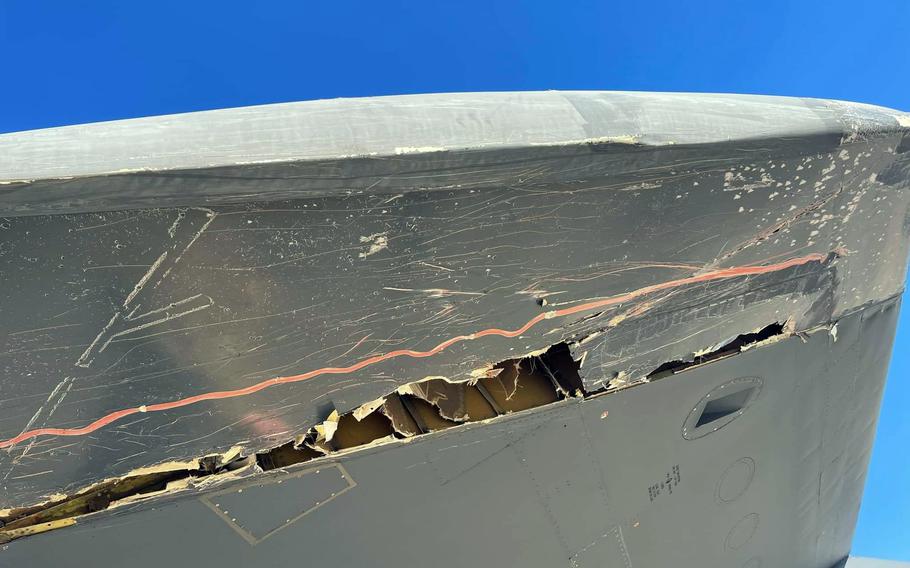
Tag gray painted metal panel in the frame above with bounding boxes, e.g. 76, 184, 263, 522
0, 298, 898, 567
0, 92, 908, 565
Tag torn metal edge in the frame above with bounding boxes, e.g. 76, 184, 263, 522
0, 319, 805, 544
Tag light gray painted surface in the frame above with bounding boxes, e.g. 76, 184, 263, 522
1, 91, 904, 182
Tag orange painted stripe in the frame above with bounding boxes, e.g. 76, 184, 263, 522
0, 252, 826, 449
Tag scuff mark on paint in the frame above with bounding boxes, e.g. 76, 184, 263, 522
359, 233, 388, 258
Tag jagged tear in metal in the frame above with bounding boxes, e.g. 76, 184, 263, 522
0, 92, 908, 567
0, 325, 792, 543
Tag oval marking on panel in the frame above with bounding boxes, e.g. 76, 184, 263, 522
725, 513, 760, 551
716, 457, 756, 503
743, 557, 762, 568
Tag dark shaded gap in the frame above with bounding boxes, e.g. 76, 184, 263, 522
400, 395, 460, 432
477, 359, 560, 412
695, 388, 755, 427
333, 411, 396, 450
0, 455, 252, 543
646, 322, 784, 380
0, 325, 785, 543
255, 442, 322, 470
381, 393, 422, 436
401, 378, 498, 422
538, 343, 585, 396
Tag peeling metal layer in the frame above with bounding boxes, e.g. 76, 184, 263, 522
0, 297, 900, 568
0, 341, 586, 540
0, 319, 805, 543
0, 91, 908, 520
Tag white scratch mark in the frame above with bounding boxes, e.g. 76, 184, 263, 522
394, 146, 446, 155
383, 287, 483, 298
76, 312, 121, 367
98, 297, 214, 354
358, 233, 388, 259
123, 251, 167, 308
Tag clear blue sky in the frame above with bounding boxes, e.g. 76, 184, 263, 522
1, 0, 907, 560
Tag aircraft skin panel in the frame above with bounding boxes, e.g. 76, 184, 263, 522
0, 92, 908, 565
0, 297, 900, 567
